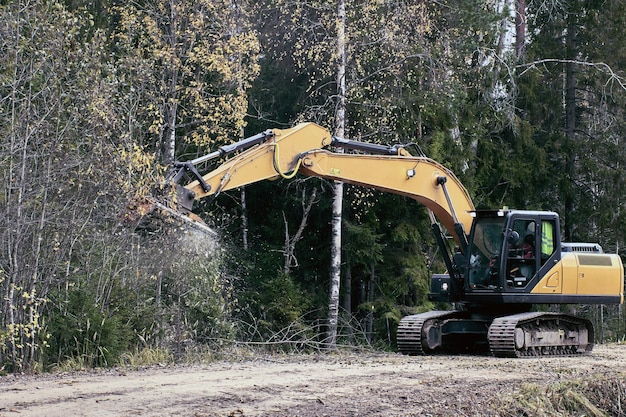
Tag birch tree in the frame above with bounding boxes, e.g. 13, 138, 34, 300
325, 0, 347, 349
113, 0, 260, 164
111, 0, 260, 354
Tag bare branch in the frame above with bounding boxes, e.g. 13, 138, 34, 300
282, 187, 318, 273
517, 59, 626, 92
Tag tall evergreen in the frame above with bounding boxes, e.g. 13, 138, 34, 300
518, 0, 626, 249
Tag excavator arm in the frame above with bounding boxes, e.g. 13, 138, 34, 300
297, 150, 474, 247
172, 122, 474, 249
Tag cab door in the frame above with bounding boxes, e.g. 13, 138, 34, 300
504, 215, 560, 292
504, 217, 538, 289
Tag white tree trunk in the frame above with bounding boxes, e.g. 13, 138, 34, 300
165, 105, 177, 163
241, 187, 249, 250
326, 0, 347, 349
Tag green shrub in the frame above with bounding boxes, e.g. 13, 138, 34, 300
45, 288, 132, 369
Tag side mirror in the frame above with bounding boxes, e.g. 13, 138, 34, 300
507, 230, 520, 245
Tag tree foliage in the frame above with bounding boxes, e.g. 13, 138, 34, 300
516, 0, 626, 248
0, 0, 123, 371
112, 0, 260, 162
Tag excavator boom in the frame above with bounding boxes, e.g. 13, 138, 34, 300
179, 122, 474, 246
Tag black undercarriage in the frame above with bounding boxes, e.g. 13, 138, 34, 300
397, 307, 594, 357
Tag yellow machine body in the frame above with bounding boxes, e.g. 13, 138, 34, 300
533, 252, 624, 301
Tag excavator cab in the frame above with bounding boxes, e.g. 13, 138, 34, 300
428, 209, 558, 303
464, 209, 560, 297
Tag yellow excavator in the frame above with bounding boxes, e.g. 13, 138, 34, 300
160, 122, 624, 357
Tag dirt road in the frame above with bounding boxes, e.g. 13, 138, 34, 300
1, 345, 626, 417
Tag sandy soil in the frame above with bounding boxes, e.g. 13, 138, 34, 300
1, 345, 626, 417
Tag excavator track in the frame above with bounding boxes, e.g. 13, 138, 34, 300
397, 311, 471, 355
397, 311, 452, 355
488, 312, 594, 357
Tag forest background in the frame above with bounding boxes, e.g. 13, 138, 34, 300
1, 0, 625, 373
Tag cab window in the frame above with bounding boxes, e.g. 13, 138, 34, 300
468, 217, 504, 288
540, 220, 556, 264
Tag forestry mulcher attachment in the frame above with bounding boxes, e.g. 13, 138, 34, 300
159, 122, 624, 357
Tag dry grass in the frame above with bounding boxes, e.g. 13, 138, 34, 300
497, 374, 626, 417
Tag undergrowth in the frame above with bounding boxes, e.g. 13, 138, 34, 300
118, 347, 175, 368
497, 374, 626, 417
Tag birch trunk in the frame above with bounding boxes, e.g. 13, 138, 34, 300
241, 187, 249, 250
326, 0, 346, 349
164, 96, 178, 164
